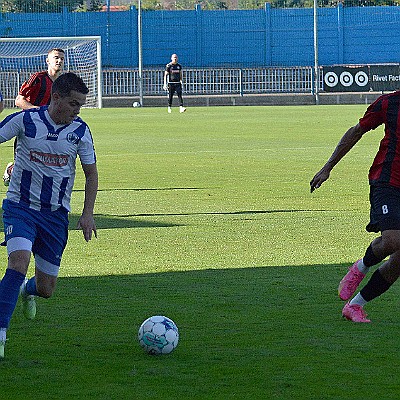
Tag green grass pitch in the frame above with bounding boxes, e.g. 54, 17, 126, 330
1, 105, 400, 399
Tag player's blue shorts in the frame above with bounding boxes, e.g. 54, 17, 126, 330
2, 199, 68, 276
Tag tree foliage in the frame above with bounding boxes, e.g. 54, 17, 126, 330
0, 0, 102, 12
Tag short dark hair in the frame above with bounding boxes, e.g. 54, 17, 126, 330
48, 48, 65, 55
52, 72, 89, 97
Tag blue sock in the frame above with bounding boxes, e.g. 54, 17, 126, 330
26, 277, 39, 296
0, 268, 25, 329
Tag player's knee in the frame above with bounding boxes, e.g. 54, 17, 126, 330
8, 250, 30, 275
381, 231, 400, 254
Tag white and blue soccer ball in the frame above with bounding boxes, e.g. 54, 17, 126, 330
138, 315, 179, 355
132, 101, 141, 108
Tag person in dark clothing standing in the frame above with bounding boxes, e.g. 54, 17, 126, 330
163, 54, 186, 114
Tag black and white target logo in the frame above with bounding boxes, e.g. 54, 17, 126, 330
324, 71, 338, 88
339, 71, 353, 87
323, 67, 369, 92
354, 71, 369, 87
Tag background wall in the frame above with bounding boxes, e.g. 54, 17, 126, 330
0, 3, 398, 68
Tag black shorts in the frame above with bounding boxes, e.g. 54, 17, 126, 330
366, 185, 400, 233
168, 82, 182, 95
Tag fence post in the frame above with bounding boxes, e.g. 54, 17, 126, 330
313, 0, 319, 104
130, 5, 138, 68
239, 69, 243, 96
62, 6, 69, 36
264, 2, 272, 66
195, 4, 202, 66
337, 2, 344, 64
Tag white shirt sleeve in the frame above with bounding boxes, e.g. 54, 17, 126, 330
0, 112, 23, 143
77, 126, 96, 165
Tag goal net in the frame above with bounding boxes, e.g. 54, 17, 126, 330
0, 36, 102, 108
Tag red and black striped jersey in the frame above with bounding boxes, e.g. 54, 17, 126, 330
18, 71, 53, 106
360, 91, 400, 188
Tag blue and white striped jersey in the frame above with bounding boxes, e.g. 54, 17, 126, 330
0, 106, 96, 212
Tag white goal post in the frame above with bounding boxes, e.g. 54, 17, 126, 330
0, 36, 102, 108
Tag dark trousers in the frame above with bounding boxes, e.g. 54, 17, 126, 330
168, 83, 183, 107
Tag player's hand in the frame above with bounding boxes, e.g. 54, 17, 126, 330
163, 84, 168, 91
77, 213, 97, 242
310, 167, 330, 193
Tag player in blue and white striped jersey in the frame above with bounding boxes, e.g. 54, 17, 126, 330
0, 72, 98, 359
1, 102, 95, 213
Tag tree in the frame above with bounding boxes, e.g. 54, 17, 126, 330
0, 0, 86, 13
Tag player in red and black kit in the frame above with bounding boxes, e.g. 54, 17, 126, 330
310, 91, 400, 323
3, 48, 65, 185
15, 48, 65, 110
163, 54, 186, 114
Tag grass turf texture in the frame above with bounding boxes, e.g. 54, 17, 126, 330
0, 105, 399, 399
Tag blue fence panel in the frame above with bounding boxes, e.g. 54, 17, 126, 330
0, 5, 399, 68
143, 10, 197, 67
1, 12, 63, 37
270, 8, 314, 67
200, 9, 266, 67
67, 11, 107, 38
342, 6, 400, 65
105, 10, 138, 67
317, 7, 341, 66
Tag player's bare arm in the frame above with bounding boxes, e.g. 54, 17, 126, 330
77, 162, 98, 242
14, 94, 39, 110
310, 123, 366, 193
163, 71, 168, 91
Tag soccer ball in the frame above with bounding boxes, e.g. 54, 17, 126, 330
132, 101, 141, 108
138, 316, 179, 355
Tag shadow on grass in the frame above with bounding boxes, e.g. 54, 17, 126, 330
53, 262, 355, 323
0, 208, 328, 232
97, 209, 328, 218
3, 263, 400, 399
49, 262, 400, 332
0, 212, 181, 232
73, 187, 206, 192
70, 208, 327, 230
69, 213, 180, 230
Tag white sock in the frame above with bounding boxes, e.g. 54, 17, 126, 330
350, 293, 367, 307
0, 328, 6, 341
356, 258, 369, 275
